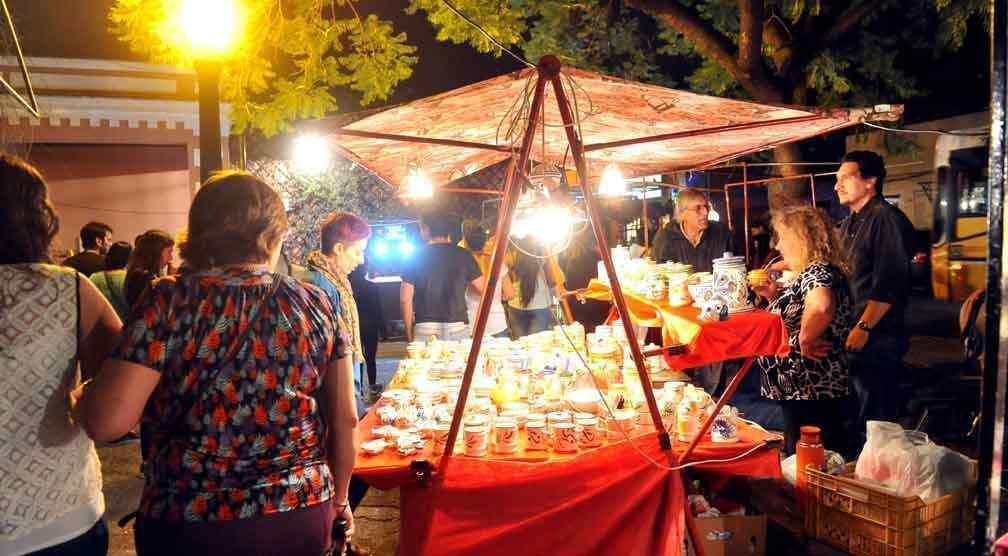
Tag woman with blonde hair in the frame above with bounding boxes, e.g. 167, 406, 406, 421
752, 205, 853, 455
75, 172, 358, 555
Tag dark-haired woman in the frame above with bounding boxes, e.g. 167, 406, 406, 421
505, 242, 564, 338
90, 240, 133, 320
75, 172, 358, 555
0, 154, 121, 555
124, 230, 174, 310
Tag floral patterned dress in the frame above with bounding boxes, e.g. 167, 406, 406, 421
757, 262, 852, 401
113, 269, 345, 521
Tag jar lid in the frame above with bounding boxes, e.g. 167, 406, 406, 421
799, 425, 822, 443
713, 252, 745, 265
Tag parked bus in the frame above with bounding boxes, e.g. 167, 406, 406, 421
931, 131, 989, 302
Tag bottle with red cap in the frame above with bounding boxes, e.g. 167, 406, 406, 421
795, 425, 826, 516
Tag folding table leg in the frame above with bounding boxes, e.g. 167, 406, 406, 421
683, 487, 707, 556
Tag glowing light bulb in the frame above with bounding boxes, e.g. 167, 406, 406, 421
598, 163, 625, 197
402, 165, 433, 199
175, 0, 243, 57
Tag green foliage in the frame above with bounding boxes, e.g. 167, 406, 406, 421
412, 0, 985, 110
248, 158, 406, 263
109, 0, 417, 136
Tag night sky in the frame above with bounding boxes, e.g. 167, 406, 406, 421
4, 1, 989, 124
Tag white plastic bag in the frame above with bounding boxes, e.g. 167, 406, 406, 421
856, 422, 974, 502
854, 421, 909, 486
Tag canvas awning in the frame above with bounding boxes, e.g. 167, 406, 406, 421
312, 66, 876, 190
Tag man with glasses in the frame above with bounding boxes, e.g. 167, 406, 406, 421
651, 189, 737, 395
652, 188, 735, 272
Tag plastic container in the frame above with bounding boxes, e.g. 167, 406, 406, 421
805, 461, 977, 556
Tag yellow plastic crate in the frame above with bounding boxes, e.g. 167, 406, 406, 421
804, 461, 975, 556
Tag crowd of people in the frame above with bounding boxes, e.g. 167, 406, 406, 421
0, 148, 913, 555
650, 150, 914, 457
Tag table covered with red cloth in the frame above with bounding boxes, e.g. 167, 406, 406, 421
397, 434, 687, 556
580, 280, 789, 368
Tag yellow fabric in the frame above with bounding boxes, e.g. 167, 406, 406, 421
582, 279, 701, 345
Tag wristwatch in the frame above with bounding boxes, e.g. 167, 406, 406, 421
856, 320, 873, 332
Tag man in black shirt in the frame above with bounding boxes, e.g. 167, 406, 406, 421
651, 189, 735, 273
651, 188, 738, 394
401, 212, 484, 342
836, 151, 916, 446
63, 221, 113, 276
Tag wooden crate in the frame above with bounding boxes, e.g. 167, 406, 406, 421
804, 462, 975, 556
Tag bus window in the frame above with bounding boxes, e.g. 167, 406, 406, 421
952, 146, 989, 218
933, 167, 949, 245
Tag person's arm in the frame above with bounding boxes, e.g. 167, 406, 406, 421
799, 286, 836, 360
77, 275, 122, 381
75, 359, 161, 441
324, 351, 359, 537
846, 215, 911, 351
501, 267, 516, 302
400, 281, 415, 342
468, 275, 486, 297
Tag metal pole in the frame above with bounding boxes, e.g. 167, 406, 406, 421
743, 162, 751, 265
809, 174, 817, 207
643, 182, 650, 249
724, 177, 733, 232
440, 72, 549, 465
547, 58, 671, 451
195, 59, 223, 182
978, 0, 1006, 549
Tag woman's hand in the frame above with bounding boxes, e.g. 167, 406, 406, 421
337, 501, 355, 538
751, 280, 779, 301
798, 336, 831, 360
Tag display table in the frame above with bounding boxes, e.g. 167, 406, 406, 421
580, 279, 789, 368
353, 284, 790, 555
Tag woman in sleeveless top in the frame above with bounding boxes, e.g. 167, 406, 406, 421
76, 172, 359, 556
0, 155, 122, 555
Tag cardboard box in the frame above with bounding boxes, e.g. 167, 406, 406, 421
686, 514, 767, 556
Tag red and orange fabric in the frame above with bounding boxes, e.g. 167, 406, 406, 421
398, 436, 687, 555
580, 279, 789, 368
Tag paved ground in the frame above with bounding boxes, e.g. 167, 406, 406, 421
100, 296, 970, 555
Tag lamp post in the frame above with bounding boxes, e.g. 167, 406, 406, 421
195, 60, 223, 182
174, 0, 243, 183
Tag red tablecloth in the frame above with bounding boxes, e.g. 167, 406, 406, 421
580, 280, 789, 368
398, 435, 687, 555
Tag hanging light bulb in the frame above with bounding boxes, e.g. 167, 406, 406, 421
402, 163, 433, 199
598, 163, 626, 197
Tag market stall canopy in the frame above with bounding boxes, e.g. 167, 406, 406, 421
311, 65, 888, 191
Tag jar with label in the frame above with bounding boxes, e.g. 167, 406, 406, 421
675, 399, 698, 442
526, 420, 549, 451
576, 415, 602, 448
553, 422, 578, 453
712, 252, 753, 313
493, 417, 519, 454
464, 423, 488, 457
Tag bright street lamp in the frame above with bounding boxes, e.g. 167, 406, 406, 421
171, 0, 244, 182
292, 134, 333, 175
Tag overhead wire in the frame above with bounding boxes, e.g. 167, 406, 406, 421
861, 121, 989, 137
438, 0, 535, 69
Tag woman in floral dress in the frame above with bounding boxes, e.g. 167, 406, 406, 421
76, 172, 358, 555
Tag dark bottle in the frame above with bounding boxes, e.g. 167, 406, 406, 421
331, 517, 348, 556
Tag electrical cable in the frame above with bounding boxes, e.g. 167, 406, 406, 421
438, 0, 535, 69
51, 202, 188, 216
861, 121, 989, 137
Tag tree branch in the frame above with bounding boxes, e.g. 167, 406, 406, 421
815, 1, 881, 54
627, 0, 785, 102
624, 0, 739, 76
737, 0, 764, 74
